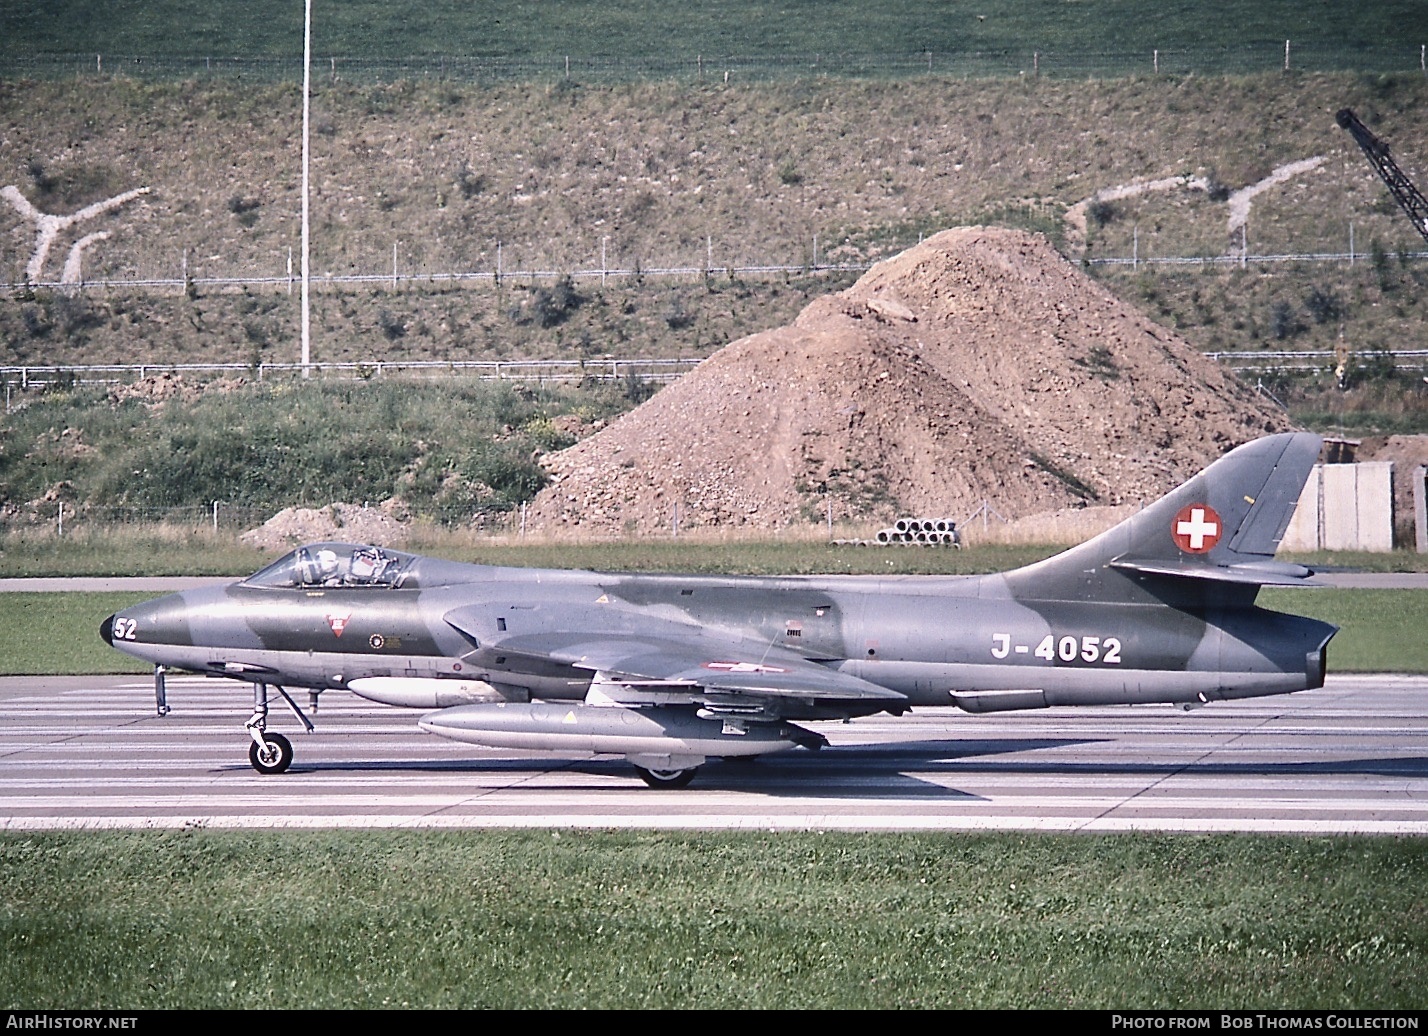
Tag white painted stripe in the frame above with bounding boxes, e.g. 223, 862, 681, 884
3, 815, 1427, 834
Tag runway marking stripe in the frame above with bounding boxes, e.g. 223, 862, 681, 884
4, 816, 1428, 834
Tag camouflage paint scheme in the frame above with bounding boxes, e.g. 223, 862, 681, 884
103, 432, 1337, 787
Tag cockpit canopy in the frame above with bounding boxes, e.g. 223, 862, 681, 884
243, 543, 417, 589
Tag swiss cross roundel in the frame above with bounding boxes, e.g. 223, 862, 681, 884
1172, 503, 1222, 554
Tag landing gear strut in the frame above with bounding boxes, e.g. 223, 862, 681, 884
244, 681, 314, 775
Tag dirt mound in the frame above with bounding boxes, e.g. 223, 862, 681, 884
527, 227, 1289, 535
241, 502, 410, 552
106, 372, 250, 410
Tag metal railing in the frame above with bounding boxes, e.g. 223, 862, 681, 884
6, 349, 1427, 393
0, 357, 703, 390
1207, 349, 1428, 371
1, 260, 870, 296
5, 43, 1427, 83
1088, 250, 1428, 269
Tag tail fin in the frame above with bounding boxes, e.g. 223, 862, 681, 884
1005, 433, 1322, 602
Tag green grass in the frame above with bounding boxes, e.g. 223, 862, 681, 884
0, 531, 269, 577
1281, 549, 1428, 574
1, 830, 1423, 1009
0, 592, 152, 675
417, 539, 1059, 576
5, 1, 1425, 64
1261, 588, 1428, 672
0, 379, 636, 527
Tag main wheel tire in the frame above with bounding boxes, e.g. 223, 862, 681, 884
248, 731, 293, 775
634, 764, 697, 789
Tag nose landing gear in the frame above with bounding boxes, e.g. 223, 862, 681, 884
244, 681, 315, 775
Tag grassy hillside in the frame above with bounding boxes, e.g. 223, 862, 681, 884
5, 1, 1426, 65
4, 72, 1428, 377
0, 378, 652, 527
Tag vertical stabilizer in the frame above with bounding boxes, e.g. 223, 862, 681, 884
1005, 433, 1322, 602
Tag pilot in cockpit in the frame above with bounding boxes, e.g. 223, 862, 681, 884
314, 548, 343, 585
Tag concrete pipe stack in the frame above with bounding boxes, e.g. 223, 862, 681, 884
871, 518, 961, 547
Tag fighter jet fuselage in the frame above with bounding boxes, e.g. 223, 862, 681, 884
101, 433, 1338, 786
104, 558, 1331, 712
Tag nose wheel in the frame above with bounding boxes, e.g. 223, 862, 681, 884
248, 731, 293, 775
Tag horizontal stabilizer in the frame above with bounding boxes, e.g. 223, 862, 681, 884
1109, 558, 1323, 587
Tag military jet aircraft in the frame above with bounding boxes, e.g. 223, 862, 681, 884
102, 431, 1336, 788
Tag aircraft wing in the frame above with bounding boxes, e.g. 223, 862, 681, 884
450, 620, 903, 704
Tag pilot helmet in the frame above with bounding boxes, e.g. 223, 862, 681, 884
316, 549, 340, 578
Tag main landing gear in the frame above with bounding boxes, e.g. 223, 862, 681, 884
632, 764, 699, 789
244, 680, 316, 775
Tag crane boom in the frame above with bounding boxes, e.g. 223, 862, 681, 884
1337, 107, 1428, 246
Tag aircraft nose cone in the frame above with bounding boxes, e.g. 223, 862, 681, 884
100, 613, 115, 646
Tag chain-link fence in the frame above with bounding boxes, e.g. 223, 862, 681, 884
3, 501, 272, 535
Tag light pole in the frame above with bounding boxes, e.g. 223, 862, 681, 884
300, 0, 312, 377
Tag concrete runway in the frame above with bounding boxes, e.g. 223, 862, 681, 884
2, 672, 1425, 833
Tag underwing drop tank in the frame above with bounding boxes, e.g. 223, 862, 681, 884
418, 701, 821, 762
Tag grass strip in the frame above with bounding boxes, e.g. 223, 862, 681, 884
1, 830, 1424, 1009
6, 1, 1423, 64
0, 593, 154, 675
1259, 588, 1428, 673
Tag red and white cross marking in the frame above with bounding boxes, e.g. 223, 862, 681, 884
1172, 503, 1222, 554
